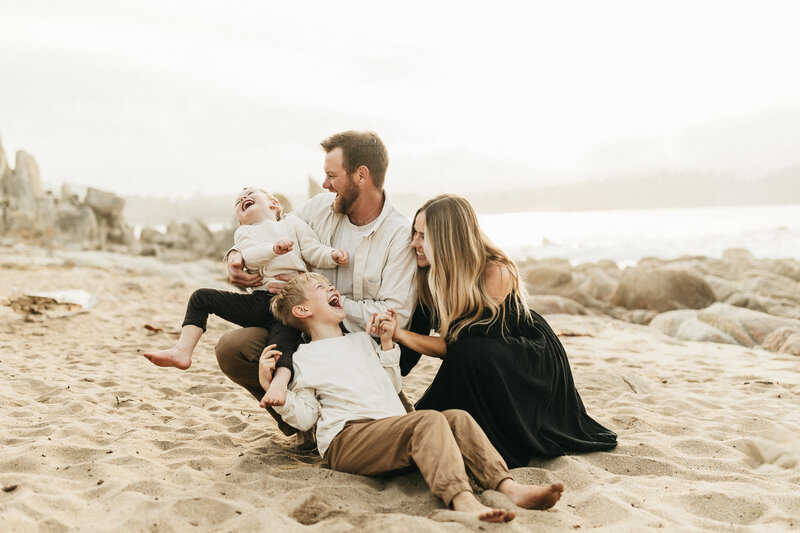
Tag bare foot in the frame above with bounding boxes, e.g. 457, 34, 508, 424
451, 491, 515, 523
259, 381, 287, 407
143, 347, 192, 370
498, 480, 564, 510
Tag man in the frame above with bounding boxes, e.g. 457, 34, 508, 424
215, 131, 417, 432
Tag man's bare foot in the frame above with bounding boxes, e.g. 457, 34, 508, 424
143, 347, 192, 370
451, 491, 515, 523
498, 479, 564, 510
259, 382, 287, 407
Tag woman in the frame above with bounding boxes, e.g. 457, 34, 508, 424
394, 194, 617, 468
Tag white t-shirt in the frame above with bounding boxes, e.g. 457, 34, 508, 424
329, 215, 379, 299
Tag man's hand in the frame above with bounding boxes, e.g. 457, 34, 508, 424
266, 273, 294, 294
273, 239, 295, 255
331, 249, 349, 266
227, 250, 263, 288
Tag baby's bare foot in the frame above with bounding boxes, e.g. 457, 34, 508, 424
143, 347, 192, 370
498, 480, 564, 510
451, 491, 515, 523
260, 382, 287, 407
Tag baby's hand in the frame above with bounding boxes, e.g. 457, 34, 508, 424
273, 239, 294, 255
258, 344, 282, 391
332, 249, 349, 266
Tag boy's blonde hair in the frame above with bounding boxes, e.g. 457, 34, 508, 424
270, 272, 328, 332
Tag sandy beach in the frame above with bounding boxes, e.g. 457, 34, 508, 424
1, 244, 799, 532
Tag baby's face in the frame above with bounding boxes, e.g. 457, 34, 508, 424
235, 188, 279, 225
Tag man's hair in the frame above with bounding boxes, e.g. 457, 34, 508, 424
320, 130, 389, 190
270, 272, 329, 332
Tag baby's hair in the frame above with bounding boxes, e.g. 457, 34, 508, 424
270, 272, 329, 332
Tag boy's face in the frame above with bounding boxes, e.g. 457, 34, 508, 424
235, 188, 280, 225
302, 278, 346, 325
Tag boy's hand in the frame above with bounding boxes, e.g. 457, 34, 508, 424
273, 239, 294, 255
258, 344, 282, 390
331, 249, 349, 266
366, 309, 397, 350
378, 309, 397, 349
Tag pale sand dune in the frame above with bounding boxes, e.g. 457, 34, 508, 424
1, 246, 799, 532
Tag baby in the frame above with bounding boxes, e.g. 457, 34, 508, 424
261, 272, 564, 523
144, 187, 348, 407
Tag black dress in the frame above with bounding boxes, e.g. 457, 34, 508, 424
400, 298, 617, 468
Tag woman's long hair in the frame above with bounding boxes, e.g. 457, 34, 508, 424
414, 194, 530, 343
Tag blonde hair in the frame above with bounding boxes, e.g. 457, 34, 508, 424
414, 194, 530, 343
270, 272, 328, 332
237, 187, 283, 222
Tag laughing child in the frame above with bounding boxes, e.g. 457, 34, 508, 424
144, 187, 348, 408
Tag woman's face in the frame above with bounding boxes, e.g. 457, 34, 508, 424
411, 211, 430, 268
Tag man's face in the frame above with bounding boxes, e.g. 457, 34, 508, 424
323, 147, 360, 215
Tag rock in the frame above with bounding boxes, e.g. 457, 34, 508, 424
675, 318, 740, 345
611, 265, 717, 312
527, 295, 590, 315
84, 188, 125, 217
0, 137, 10, 182
61, 184, 80, 205
761, 327, 800, 354
724, 292, 769, 313
777, 334, 800, 356
523, 263, 573, 290
52, 203, 100, 247
578, 269, 619, 301
649, 310, 699, 337
14, 151, 43, 197
722, 248, 756, 263
697, 302, 800, 347
704, 275, 739, 301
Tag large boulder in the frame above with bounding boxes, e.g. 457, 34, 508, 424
523, 262, 573, 291
697, 302, 800, 348
52, 202, 100, 248
85, 188, 125, 217
611, 265, 717, 312
1, 151, 40, 233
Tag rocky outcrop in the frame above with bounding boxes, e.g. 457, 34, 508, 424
611, 265, 717, 312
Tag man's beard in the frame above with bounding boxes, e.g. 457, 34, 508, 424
333, 175, 360, 215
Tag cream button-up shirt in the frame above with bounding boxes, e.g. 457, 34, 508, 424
294, 192, 417, 332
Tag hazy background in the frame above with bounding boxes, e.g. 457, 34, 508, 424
2, 0, 800, 216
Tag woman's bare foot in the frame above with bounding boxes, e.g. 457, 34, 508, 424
497, 479, 564, 510
451, 491, 515, 523
143, 347, 192, 370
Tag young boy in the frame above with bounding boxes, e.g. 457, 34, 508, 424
262, 272, 564, 523
144, 188, 348, 408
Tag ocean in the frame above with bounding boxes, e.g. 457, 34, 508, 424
478, 204, 800, 266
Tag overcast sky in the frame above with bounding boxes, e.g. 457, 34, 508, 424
2, 0, 800, 199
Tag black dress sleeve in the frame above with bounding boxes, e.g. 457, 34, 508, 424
399, 305, 435, 376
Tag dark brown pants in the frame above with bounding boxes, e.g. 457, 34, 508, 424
325, 409, 510, 506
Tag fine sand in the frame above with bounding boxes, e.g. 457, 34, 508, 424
1, 245, 799, 532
